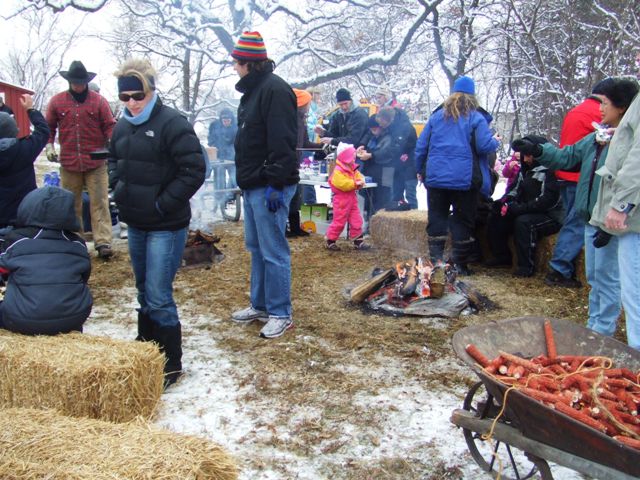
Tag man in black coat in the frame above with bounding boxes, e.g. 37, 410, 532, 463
0, 94, 50, 228
229, 31, 298, 339
0, 186, 92, 334
376, 106, 418, 208
314, 88, 369, 147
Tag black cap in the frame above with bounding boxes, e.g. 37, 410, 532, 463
336, 88, 351, 103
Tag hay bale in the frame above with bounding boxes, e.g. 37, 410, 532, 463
370, 209, 429, 255
0, 331, 164, 422
0, 407, 239, 480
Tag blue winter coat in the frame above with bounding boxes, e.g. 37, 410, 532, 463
415, 109, 498, 191
207, 117, 237, 161
0, 187, 92, 335
0, 109, 50, 227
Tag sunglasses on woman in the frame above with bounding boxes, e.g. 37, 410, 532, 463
119, 91, 146, 102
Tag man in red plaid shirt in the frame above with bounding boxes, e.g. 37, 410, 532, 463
46, 60, 116, 259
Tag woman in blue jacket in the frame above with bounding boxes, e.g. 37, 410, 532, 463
415, 76, 499, 274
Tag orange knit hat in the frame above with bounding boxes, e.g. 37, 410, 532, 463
293, 88, 312, 108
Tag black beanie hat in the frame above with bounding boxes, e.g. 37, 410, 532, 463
368, 115, 380, 128
0, 112, 18, 139
336, 88, 351, 103
522, 134, 548, 145
592, 77, 615, 96
605, 78, 639, 110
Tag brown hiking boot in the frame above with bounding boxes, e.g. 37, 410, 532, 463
97, 244, 114, 259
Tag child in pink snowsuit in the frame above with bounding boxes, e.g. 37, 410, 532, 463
325, 143, 369, 250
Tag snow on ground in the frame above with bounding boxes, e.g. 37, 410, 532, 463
85, 301, 584, 479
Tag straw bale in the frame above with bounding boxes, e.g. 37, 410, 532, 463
0, 407, 239, 480
369, 209, 429, 255
0, 331, 164, 422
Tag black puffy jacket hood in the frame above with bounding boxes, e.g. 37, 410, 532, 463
16, 186, 80, 231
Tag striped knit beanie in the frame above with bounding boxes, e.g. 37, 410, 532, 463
231, 31, 268, 61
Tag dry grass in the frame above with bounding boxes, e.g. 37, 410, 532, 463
0, 407, 238, 480
0, 330, 164, 422
88, 221, 601, 477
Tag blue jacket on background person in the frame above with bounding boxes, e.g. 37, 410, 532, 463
0, 187, 92, 335
415, 108, 498, 191
207, 108, 237, 161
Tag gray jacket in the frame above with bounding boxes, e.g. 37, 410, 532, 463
590, 93, 640, 234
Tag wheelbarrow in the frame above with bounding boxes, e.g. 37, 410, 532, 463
450, 316, 640, 480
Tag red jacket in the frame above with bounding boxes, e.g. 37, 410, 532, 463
556, 97, 602, 182
46, 90, 116, 172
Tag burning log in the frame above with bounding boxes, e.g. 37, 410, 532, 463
350, 268, 394, 303
350, 257, 493, 317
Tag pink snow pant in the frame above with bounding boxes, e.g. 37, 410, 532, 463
326, 191, 363, 241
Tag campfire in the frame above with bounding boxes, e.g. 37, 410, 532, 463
349, 258, 494, 317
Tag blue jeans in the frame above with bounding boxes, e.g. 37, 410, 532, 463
405, 178, 418, 209
584, 224, 621, 337
549, 183, 585, 278
618, 232, 640, 350
243, 185, 296, 318
302, 185, 317, 204
127, 226, 188, 328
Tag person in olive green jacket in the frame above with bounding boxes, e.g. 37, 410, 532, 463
590, 83, 640, 350
512, 78, 638, 345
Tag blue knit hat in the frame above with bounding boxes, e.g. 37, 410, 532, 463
452, 76, 475, 95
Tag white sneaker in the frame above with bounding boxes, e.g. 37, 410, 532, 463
260, 316, 293, 339
231, 306, 268, 324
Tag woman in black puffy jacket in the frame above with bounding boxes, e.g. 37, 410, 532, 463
108, 58, 205, 387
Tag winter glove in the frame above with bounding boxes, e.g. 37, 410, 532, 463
500, 203, 509, 217
593, 228, 612, 248
491, 200, 504, 215
265, 186, 285, 212
45, 143, 58, 163
506, 202, 525, 216
511, 138, 542, 157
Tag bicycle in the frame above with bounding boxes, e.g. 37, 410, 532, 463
211, 160, 241, 222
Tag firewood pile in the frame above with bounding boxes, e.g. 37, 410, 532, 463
349, 258, 494, 318
181, 230, 224, 268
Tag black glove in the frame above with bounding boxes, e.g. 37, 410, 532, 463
507, 202, 524, 216
511, 138, 543, 157
593, 228, 612, 248
491, 200, 504, 215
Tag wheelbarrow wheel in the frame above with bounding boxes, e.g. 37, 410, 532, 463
462, 381, 538, 480
221, 191, 242, 222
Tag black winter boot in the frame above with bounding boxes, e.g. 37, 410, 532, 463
427, 235, 447, 265
136, 311, 154, 342
452, 238, 476, 276
286, 211, 310, 238
154, 323, 183, 389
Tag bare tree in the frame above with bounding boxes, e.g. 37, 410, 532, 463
0, 7, 87, 109
13, 0, 640, 135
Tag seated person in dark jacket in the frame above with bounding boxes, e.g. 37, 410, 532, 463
0, 94, 50, 229
0, 186, 92, 334
486, 135, 564, 277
